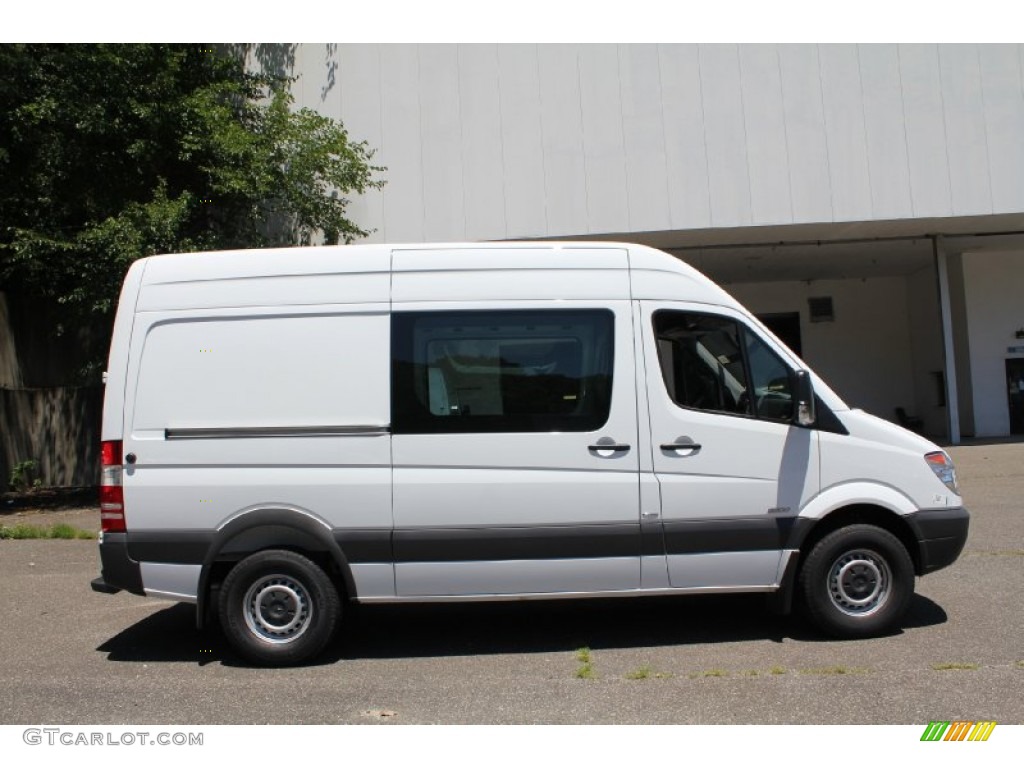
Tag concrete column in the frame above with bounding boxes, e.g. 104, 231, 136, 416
933, 237, 961, 444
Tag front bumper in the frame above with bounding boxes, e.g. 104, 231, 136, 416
906, 506, 970, 575
91, 532, 146, 595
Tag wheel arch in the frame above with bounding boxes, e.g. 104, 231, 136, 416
771, 502, 921, 617
793, 504, 921, 577
196, 508, 357, 629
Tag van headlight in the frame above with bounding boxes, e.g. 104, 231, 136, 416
925, 451, 959, 495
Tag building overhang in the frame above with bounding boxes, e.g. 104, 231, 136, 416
551, 213, 1024, 284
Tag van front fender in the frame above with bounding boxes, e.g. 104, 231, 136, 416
766, 482, 920, 616
798, 482, 918, 522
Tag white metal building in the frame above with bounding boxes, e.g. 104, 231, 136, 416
286, 44, 1024, 441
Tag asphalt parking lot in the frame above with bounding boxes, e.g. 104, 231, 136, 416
1, 441, 1021, 725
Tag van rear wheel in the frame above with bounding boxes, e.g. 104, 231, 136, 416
798, 524, 914, 638
219, 550, 340, 666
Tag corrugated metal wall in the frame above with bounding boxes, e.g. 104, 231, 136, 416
291, 44, 1024, 244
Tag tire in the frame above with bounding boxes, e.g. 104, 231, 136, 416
218, 550, 341, 666
798, 524, 914, 638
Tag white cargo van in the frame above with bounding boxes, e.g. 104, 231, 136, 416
92, 242, 968, 665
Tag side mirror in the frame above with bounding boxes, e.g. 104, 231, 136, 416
792, 369, 816, 427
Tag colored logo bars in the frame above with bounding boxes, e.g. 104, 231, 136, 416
920, 721, 997, 741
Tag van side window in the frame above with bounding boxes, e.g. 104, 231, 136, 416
654, 311, 793, 422
392, 310, 614, 433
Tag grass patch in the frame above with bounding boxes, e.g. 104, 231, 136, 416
1015, 661, 1024, 669
932, 662, 979, 671
769, 666, 787, 675
800, 665, 868, 675
625, 665, 652, 680
742, 669, 760, 677
624, 665, 671, 680
688, 669, 729, 679
0, 523, 95, 540
574, 647, 596, 679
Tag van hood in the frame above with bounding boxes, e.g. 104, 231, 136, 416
839, 408, 944, 455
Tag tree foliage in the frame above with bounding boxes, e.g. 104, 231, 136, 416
0, 44, 384, 317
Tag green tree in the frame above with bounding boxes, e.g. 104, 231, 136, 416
0, 44, 384, 320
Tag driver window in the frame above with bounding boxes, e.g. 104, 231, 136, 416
653, 310, 795, 422
653, 312, 751, 416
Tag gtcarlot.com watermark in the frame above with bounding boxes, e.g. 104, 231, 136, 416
23, 728, 203, 747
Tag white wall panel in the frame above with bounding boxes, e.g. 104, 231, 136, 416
296, 45, 383, 242
858, 44, 913, 219
899, 44, 953, 218
728, 276, 918, 421
777, 45, 833, 223
739, 44, 793, 225
289, 45, 315, 111
962, 250, 1024, 436
300, 44, 1024, 242
938, 45, 993, 216
658, 44, 712, 230
578, 44, 630, 233
338, 45, 385, 242
619, 44, 672, 233
379, 45, 424, 242
419, 45, 466, 242
497, 45, 548, 238
458, 45, 507, 241
699, 44, 753, 227
313, 44, 341, 117
979, 45, 1024, 214
818, 45, 873, 221
537, 45, 588, 236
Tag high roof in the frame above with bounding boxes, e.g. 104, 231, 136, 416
134, 242, 743, 310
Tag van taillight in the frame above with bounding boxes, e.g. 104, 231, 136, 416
100, 440, 126, 533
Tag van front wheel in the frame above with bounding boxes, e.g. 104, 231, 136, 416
219, 550, 340, 666
798, 525, 914, 638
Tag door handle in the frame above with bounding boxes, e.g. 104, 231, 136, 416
660, 442, 702, 453
588, 440, 631, 454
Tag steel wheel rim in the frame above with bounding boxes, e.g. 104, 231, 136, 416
243, 574, 313, 644
827, 549, 891, 617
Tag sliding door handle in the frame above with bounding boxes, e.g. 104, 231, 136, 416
660, 441, 702, 453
